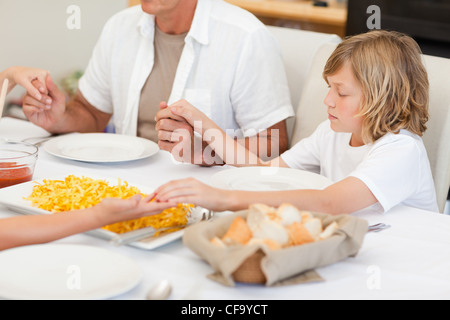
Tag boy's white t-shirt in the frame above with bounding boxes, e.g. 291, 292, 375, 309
281, 120, 438, 213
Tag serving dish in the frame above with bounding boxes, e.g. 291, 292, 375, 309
0, 176, 202, 250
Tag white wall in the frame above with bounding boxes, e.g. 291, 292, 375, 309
0, 0, 128, 100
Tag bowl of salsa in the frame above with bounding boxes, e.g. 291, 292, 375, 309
0, 139, 38, 188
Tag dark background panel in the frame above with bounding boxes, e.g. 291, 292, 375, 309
346, 0, 450, 58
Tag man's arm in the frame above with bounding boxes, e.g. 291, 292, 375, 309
62, 89, 112, 133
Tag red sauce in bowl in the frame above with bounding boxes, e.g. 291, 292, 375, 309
0, 162, 33, 188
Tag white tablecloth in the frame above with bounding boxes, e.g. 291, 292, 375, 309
1, 117, 450, 300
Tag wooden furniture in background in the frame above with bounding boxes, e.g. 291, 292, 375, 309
224, 0, 347, 37
128, 0, 347, 37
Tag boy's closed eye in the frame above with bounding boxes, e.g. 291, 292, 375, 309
326, 84, 348, 97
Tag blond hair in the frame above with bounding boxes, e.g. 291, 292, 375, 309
323, 30, 429, 143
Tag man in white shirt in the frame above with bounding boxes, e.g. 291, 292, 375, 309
22, 0, 294, 164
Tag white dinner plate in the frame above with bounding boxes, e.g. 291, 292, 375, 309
43, 133, 159, 163
0, 176, 194, 250
0, 243, 142, 300
210, 167, 333, 191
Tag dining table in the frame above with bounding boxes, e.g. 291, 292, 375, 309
0, 116, 450, 302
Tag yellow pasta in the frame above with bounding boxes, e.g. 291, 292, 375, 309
26, 175, 193, 234
103, 203, 191, 234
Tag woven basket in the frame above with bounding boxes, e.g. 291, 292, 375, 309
231, 250, 266, 284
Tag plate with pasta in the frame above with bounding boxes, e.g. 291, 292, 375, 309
0, 174, 202, 250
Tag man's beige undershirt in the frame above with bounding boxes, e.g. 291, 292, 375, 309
137, 25, 187, 142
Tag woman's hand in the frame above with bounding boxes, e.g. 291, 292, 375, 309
91, 194, 177, 226
5, 66, 50, 100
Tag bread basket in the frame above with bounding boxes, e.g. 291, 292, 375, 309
183, 208, 368, 287
231, 249, 266, 284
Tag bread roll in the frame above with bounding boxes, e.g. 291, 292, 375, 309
303, 218, 323, 240
276, 203, 302, 226
247, 203, 276, 229
251, 219, 289, 246
286, 222, 315, 246
248, 238, 282, 250
247, 205, 267, 231
210, 236, 226, 248
222, 216, 253, 245
300, 210, 313, 222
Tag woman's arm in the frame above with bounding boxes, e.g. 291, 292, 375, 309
0, 195, 175, 251
0, 66, 49, 99
0, 209, 102, 251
